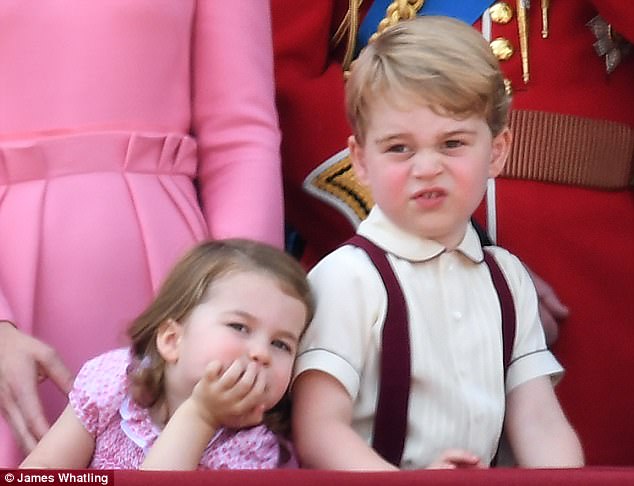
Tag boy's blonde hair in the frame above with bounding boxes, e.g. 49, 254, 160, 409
346, 16, 511, 145
126, 239, 314, 410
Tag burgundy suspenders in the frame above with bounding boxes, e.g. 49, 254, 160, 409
346, 235, 516, 466
483, 250, 517, 381
347, 235, 411, 466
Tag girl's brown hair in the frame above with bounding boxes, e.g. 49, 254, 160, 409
125, 239, 314, 414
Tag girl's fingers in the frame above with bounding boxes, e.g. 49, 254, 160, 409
199, 359, 268, 424
218, 359, 262, 399
216, 358, 250, 388
249, 366, 267, 397
203, 360, 224, 381
234, 366, 266, 407
226, 364, 268, 415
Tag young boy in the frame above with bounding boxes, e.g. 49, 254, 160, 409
291, 16, 583, 470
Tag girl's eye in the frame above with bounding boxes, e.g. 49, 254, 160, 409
271, 339, 292, 353
227, 322, 248, 333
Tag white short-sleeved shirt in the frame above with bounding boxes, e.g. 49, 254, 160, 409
294, 206, 563, 469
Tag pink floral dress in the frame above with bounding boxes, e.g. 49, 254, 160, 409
69, 349, 283, 469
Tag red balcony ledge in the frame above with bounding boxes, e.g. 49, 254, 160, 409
8, 467, 632, 486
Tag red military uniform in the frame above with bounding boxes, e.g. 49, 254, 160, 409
272, 1, 633, 465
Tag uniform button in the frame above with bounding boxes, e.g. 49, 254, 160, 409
452, 311, 463, 320
490, 37, 514, 61
489, 2, 513, 24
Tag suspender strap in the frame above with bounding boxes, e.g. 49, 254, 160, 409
483, 250, 517, 377
346, 235, 410, 466
483, 249, 516, 467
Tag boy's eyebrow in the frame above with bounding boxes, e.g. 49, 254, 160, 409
374, 133, 407, 144
443, 128, 478, 137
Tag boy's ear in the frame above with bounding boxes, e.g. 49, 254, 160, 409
489, 127, 512, 178
156, 319, 183, 364
348, 135, 370, 185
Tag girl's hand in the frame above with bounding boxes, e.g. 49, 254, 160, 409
427, 449, 486, 469
143, 358, 267, 471
190, 358, 267, 430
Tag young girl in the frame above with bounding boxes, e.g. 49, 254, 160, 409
1, 1, 283, 467
20, 239, 313, 470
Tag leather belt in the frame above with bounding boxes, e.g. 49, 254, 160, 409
505, 110, 634, 189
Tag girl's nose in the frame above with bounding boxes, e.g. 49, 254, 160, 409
249, 339, 271, 366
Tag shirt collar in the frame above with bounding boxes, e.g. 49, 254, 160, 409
356, 206, 484, 263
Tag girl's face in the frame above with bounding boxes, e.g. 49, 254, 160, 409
350, 98, 510, 249
161, 270, 307, 412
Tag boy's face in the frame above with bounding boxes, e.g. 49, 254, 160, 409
349, 99, 511, 248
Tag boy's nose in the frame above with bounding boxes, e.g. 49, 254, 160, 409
249, 340, 271, 366
411, 152, 442, 177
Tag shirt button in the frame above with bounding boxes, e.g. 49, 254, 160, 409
452, 311, 463, 320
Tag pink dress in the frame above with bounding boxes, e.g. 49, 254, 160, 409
0, 1, 282, 466
70, 349, 283, 469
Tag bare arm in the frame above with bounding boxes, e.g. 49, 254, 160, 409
141, 398, 217, 471
292, 370, 396, 470
141, 359, 267, 470
19, 404, 95, 468
0, 321, 73, 453
505, 376, 584, 467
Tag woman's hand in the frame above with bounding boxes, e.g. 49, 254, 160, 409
0, 321, 73, 453
527, 271, 570, 346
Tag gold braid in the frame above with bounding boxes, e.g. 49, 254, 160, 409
342, 0, 362, 71
370, 0, 425, 43
334, 0, 425, 73
331, 0, 365, 73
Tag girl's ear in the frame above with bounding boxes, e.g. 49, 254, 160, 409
348, 135, 370, 185
489, 127, 512, 178
156, 319, 183, 364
